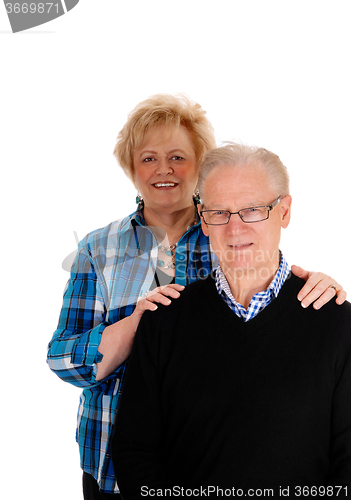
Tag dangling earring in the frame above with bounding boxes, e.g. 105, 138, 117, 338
136, 193, 144, 210
193, 189, 201, 206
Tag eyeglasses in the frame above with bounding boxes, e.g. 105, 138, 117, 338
200, 196, 283, 225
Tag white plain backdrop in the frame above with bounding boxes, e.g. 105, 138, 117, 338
1, 1, 350, 497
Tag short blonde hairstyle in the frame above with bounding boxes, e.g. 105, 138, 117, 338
198, 142, 290, 202
113, 94, 216, 183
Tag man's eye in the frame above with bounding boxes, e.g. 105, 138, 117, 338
214, 211, 226, 215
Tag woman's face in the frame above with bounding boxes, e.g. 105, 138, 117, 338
133, 125, 198, 213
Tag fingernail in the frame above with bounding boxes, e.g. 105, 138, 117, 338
301, 301, 308, 309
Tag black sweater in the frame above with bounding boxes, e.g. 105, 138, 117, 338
112, 275, 351, 498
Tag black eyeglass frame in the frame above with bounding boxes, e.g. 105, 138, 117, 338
200, 196, 283, 225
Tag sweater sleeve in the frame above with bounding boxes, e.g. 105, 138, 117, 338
112, 311, 167, 499
327, 328, 351, 490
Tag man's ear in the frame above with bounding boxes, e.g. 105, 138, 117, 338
280, 195, 292, 229
198, 204, 210, 237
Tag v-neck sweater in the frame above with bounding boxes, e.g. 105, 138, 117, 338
112, 274, 351, 498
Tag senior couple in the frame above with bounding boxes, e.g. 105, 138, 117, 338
47, 94, 350, 499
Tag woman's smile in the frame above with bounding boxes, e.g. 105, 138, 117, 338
152, 182, 179, 189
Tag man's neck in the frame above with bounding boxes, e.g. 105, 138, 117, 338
222, 261, 280, 310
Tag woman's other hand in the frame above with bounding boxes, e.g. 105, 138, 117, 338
292, 265, 346, 309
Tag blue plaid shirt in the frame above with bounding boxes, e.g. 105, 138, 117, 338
216, 253, 290, 321
47, 210, 216, 493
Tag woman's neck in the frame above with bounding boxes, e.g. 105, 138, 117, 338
143, 204, 197, 245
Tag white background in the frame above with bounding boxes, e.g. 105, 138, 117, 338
1, 1, 350, 498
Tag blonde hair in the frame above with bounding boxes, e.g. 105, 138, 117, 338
198, 142, 290, 202
113, 94, 216, 183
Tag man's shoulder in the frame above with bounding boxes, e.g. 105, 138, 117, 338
136, 274, 221, 358
282, 274, 351, 337
173, 273, 218, 313
182, 273, 216, 297
142, 274, 217, 326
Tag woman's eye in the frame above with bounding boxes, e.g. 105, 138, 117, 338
142, 157, 155, 163
171, 156, 184, 161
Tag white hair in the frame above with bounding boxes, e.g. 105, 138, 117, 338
198, 142, 290, 202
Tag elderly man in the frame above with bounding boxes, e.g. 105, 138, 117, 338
112, 144, 351, 498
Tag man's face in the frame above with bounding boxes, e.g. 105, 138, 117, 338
200, 163, 292, 281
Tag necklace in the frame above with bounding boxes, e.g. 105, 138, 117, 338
158, 243, 176, 270
186, 219, 197, 231
156, 214, 197, 270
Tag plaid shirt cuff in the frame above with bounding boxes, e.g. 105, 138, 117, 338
71, 322, 109, 366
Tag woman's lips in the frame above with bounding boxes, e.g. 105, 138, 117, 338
152, 182, 178, 189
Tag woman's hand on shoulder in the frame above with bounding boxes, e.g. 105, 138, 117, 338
291, 265, 346, 309
130, 284, 185, 331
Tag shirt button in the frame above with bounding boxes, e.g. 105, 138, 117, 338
178, 256, 185, 261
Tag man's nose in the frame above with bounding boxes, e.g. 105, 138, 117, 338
226, 213, 247, 232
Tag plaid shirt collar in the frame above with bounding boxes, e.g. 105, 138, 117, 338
133, 209, 146, 226
215, 252, 290, 322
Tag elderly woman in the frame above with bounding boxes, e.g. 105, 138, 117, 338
47, 94, 346, 499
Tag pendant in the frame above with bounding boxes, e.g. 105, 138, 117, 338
158, 243, 176, 271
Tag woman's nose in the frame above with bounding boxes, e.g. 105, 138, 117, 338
156, 157, 173, 175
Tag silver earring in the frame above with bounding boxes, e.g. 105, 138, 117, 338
136, 193, 144, 210
193, 189, 201, 206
